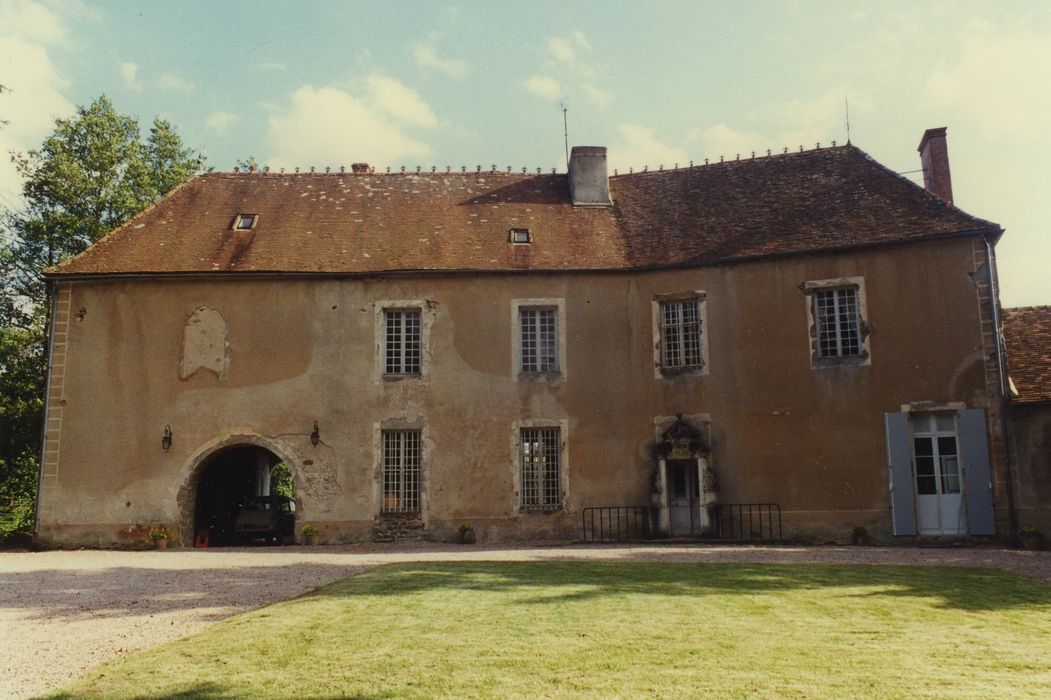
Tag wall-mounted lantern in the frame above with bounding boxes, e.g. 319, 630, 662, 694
310, 420, 320, 447
161, 425, 173, 452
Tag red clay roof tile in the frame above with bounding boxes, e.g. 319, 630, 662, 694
1004, 306, 1051, 404
45, 144, 1000, 277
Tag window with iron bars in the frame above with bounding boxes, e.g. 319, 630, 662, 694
519, 307, 558, 373
660, 299, 703, 370
384, 309, 421, 375
382, 430, 421, 513
814, 287, 861, 358
520, 427, 561, 509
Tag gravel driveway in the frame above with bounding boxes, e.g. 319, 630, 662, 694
2, 543, 1049, 699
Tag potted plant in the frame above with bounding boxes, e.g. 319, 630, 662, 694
148, 527, 169, 550
1020, 526, 1044, 551
302, 524, 320, 546
457, 522, 477, 545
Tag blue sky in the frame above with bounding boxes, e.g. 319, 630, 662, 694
2, 0, 1049, 305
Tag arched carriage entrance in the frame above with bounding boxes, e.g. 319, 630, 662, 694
178, 436, 299, 546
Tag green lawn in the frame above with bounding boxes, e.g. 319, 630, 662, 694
51, 562, 1051, 699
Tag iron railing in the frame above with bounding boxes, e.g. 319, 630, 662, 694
582, 506, 655, 543
712, 503, 782, 542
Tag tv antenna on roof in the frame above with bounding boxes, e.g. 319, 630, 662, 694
561, 101, 569, 168
845, 96, 852, 145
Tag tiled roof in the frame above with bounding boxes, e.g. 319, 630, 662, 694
1004, 306, 1051, 404
46, 144, 1000, 277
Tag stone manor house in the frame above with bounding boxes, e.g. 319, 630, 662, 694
36, 128, 1025, 546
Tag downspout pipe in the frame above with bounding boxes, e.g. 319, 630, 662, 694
34, 281, 58, 535
985, 235, 1018, 539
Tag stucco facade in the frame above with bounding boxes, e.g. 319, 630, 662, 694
37, 234, 1009, 546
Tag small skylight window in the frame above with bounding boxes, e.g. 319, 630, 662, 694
234, 214, 258, 230
509, 227, 531, 244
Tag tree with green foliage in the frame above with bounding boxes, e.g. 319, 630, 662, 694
0, 95, 202, 537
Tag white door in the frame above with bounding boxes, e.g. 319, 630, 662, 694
668, 460, 698, 536
911, 413, 965, 535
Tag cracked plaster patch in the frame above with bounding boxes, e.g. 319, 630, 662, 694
179, 307, 230, 380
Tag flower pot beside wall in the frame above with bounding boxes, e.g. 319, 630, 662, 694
458, 525, 477, 545
1021, 533, 1044, 551
305, 534, 320, 546
154, 538, 169, 550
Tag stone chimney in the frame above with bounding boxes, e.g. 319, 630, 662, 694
568, 146, 611, 206
917, 127, 953, 204
351, 162, 370, 174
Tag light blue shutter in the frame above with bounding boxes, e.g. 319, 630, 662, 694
959, 408, 996, 536
884, 412, 917, 536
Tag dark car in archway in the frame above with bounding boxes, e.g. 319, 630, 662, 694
233, 495, 296, 544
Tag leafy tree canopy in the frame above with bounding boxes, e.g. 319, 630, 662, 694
0, 94, 201, 535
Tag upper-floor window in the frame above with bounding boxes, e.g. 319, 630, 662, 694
814, 287, 861, 358
384, 309, 421, 375
803, 277, 869, 367
652, 291, 708, 378
519, 307, 558, 374
509, 227, 532, 244
660, 299, 703, 370
519, 426, 562, 510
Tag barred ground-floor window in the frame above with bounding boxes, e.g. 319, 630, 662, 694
382, 429, 421, 513
520, 427, 562, 509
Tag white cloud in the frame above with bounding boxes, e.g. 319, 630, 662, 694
687, 124, 767, 160
609, 125, 689, 172
0, 2, 75, 204
0, 0, 66, 43
206, 110, 238, 134
413, 44, 467, 79
365, 74, 438, 129
529, 31, 610, 109
158, 72, 194, 92
120, 62, 142, 91
526, 75, 561, 101
924, 20, 1051, 144
266, 84, 434, 169
686, 91, 860, 161
254, 61, 287, 73
583, 85, 612, 110
548, 37, 575, 63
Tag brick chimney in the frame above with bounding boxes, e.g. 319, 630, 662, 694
351, 162, 370, 174
917, 127, 953, 204
568, 146, 611, 206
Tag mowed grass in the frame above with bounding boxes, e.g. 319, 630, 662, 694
51, 562, 1051, 699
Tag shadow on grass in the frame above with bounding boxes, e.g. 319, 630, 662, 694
48, 682, 228, 699
314, 561, 1051, 613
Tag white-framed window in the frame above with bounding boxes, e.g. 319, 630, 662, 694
660, 299, 703, 370
381, 429, 421, 513
383, 309, 421, 375
803, 277, 869, 367
520, 307, 557, 373
652, 291, 708, 378
509, 227, 532, 244
814, 287, 861, 358
909, 412, 961, 497
519, 426, 562, 509
512, 298, 566, 379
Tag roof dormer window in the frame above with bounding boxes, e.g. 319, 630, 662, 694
234, 214, 258, 231
509, 227, 531, 244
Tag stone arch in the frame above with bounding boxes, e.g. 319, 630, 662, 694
176, 433, 304, 546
